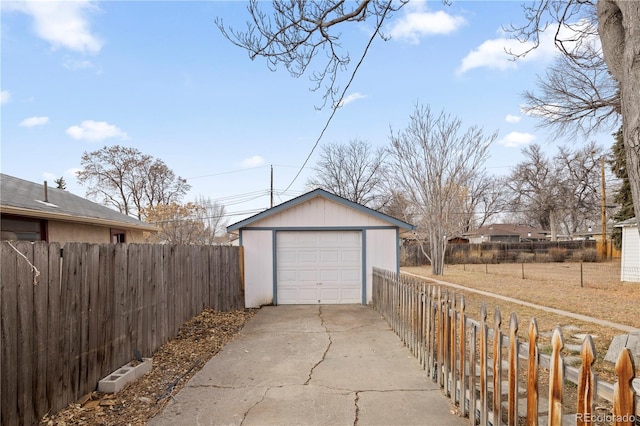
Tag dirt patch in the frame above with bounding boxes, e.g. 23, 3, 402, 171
40, 308, 257, 426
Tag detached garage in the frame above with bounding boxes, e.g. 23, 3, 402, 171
227, 189, 414, 307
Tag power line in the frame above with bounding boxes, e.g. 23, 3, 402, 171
281, 1, 394, 195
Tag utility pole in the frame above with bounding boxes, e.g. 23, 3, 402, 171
270, 165, 274, 208
601, 157, 607, 259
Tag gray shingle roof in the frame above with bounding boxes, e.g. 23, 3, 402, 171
0, 173, 157, 231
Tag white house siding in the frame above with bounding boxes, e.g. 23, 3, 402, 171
230, 191, 413, 307
365, 228, 398, 303
241, 229, 274, 307
250, 197, 391, 228
621, 225, 640, 282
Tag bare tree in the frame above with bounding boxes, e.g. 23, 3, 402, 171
194, 195, 229, 244
221, 0, 640, 240
460, 174, 509, 234
77, 145, 191, 220
521, 52, 620, 137
506, 144, 559, 236
378, 189, 416, 223
307, 139, 388, 208
506, 142, 604, 239
215, 0, 403, 108
387, 104, 496, 275
143, 202, 206, 244
509, 0, 640, 239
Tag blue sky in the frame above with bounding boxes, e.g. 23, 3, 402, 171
1, 1, 614, 223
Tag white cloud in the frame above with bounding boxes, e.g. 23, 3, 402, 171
389, 7, 466, 44
6, 0, 103, 53
458, 37, 532, 74
20, 116, 49, 127
457, 21, 596, 74
337, 92, 366, 108
1, 90, 11, 104
240, 155, 265, 168
63, 58, 97, 71
505, 114, 521, 124
498, 131, 535, 148
65, 168, 82, 178
44, 168, 80, 181
42, 172, 57, 182
66, 120, 128, 142
521, 103, 562, 120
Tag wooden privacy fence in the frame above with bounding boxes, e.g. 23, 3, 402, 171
1, 241, 244, 426
372, 268, 639, 426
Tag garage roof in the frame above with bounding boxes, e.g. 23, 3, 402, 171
227, 188, 414, 232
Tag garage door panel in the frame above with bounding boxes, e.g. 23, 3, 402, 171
297, 269, 319, 282
298, 249, 320, 264
319, 249, 340, 263
279, 270, 298, 281
340, 249, 360, 262
319, 269, 341, 282
277, 231, 362, 304
340, 269, 361, 281
278, 249, 299, 264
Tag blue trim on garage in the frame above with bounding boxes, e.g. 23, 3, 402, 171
272, 230, 278, 305
361, 229, 367, 304
395, 228, 400, 275
273, 229, 367, 305
227, 188, 414, 233
239, 225, 397, 231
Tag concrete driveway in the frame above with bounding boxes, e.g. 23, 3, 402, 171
150, 305, 468, 426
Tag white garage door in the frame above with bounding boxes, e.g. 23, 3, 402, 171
277, 231, 362, 304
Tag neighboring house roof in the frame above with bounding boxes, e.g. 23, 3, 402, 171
465, 223, 548, 240
614, 217, 638, 228
227, 188, 414, 232
0, 173, 158, 232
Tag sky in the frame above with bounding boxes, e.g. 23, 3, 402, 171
1, 1, 616, 225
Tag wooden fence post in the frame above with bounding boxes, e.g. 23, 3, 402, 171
527, 318, 539, 426
459, 295, 466, 417
450, 292, 457, 405
470, 323, 477, 425
613, 348, 636, 426
549, 327, 564, 426
480, 304, 489, 426
493, 307, 503, 426
577, 335, 596, 426
508, 313, 519, 426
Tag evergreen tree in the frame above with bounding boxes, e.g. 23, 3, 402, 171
609, 126, 635, 249
54, 176, 67, 190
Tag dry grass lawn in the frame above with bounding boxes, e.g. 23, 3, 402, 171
402, 261, 640, 383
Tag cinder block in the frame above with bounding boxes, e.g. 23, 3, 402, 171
134, 358, 153, 379
98, 366, 136, 393
97, 358, 153, 393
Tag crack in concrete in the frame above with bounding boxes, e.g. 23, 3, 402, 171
354, 391, 361, 426
239, 386, 270, 426
304, 305, 332, 385
187, 384, 238, 389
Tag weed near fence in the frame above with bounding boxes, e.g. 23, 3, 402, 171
1, 241, 244, 426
